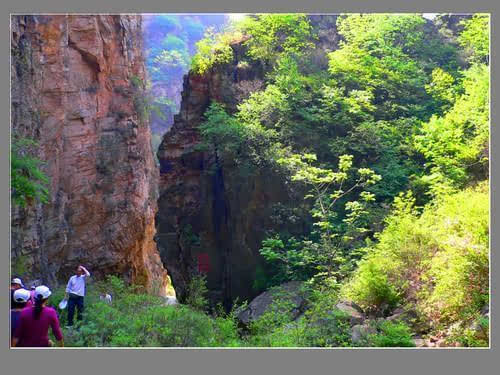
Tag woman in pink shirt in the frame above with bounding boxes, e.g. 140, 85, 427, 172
12, 285, 64, 347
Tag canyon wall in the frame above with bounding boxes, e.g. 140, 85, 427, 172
11, 15, 169, 295
156, 16, 340, 307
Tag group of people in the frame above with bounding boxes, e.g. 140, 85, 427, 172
10, 265, 91, 347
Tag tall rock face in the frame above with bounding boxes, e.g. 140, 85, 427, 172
156, 41, 273, 308
11, 15, 169, 295
155, 17, 339, 307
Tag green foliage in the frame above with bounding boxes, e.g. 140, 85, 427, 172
266, 152, 381, 280
236, 14, 314, 64
198, 102, 279, 168
343, 183, 489, 332
130, 75, 151, 123
11, 137, 50, 207
343, 259, 400, 313
414, 63, 489, 194
425, 67, 459, 112
458, 14, 490, 64
50, 275, 241, 347
365, 320, 415, 347
419, 183, 489, 325
244, 280, 353, 347
329, 14, 452, 121
447, 315, 489, 347
185, 275, 209, 312
191, 28, 238, 74
198, 102, 246, 155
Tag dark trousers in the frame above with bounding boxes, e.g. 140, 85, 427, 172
67, 294, 84, 326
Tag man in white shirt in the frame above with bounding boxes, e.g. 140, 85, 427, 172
65, 265, 90, 327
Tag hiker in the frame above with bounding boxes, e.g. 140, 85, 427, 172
65, 265, 90, 327
10, 278, 24, 306
10, 278, 24, 291
12, 285, 64, 347
10, 289, 30, 340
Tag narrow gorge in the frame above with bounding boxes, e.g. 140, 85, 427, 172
11, 14, 489, 348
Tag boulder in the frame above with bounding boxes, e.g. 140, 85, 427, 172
385, 306, 419, 327
351, 323, 376, 344
237, 281, 307, 325
412, 336, 426, 347
335, 301, 365, 326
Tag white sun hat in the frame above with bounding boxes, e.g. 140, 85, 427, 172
13, 288, 31, 303
35, 285, 52, 299
11, 278, 24, 287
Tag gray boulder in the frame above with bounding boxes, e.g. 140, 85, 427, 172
335, 301, 365, 326
237, 281, 307, 325
351, 323, 376, 344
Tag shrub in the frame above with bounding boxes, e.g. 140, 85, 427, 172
11, 137, 50, 207
191, 28, 238, 74
342, 182, 489, 339
366, 320, 415, 347
343, 259, 400, 314
48, 276, 241, 347
185, 275, 209, 312
244, 279, 352, 347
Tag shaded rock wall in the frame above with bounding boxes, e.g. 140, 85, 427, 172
156, 40, 279, 307
156, 16, 341, 308
11, 15, 168, 295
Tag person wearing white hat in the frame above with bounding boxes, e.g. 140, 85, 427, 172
10, 288, 30, 340
65, 265, 90, 327
12, 285, 64, 347
10, 277, 25, 308
11, 278, 24, 290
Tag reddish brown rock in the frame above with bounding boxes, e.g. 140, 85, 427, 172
11, 15, 169, 295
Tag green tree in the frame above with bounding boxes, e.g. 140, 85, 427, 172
414, 63, 489, 195
11, 137, 49, 207
458, 14, 490, 64
236, 14, 314, 65
262, 153, 381, 281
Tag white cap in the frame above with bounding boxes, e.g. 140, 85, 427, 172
11, 278, 24, 287
35, 285, 52, 299
13, 288, 31, 303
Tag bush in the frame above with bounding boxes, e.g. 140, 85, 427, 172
343, 259, 400, 314
342, 183, 489, 340
244, 279, 352, 347
11, 137, 50, 207
185, 275, 209, 312
47, 276, 241, 347
366, 320, 415, 347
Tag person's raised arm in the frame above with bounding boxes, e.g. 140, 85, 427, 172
80, 265, 90, 277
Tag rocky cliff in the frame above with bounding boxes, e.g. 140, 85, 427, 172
156, 16, 340, 308
156, 41, 270, 307
11, 15, 169, 295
